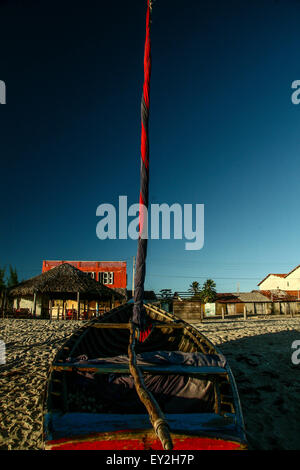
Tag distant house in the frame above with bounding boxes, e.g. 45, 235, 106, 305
42, 260, 127, 290
215, 293, 242, 315
172, 288, 300, 319
216, 292, 272, 315
216, 290, 300, 316
258, 264, 300, 291
259, 289, 300, 314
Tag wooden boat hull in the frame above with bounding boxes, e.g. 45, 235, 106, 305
46, 431, 245, 450
43, 303, 247, 450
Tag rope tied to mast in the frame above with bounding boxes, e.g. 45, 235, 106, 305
128, 322, 173, 450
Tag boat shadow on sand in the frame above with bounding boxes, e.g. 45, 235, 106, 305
213, 329, 300, 450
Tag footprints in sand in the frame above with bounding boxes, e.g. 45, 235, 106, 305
0, 319, 82, 450
1, 318, 300, 450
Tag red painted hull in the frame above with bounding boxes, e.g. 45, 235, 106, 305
46, 431, 245, 450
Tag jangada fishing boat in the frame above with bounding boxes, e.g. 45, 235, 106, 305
43, 302, 247, 450
44, 1, 247, 450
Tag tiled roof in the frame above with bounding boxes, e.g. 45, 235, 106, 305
285, 264, 300, 278
260, 290, 300, 301
258, 264, 300, 286
217, 291, 290, 303
216, 293, 240, 303
257, 273, 286, 286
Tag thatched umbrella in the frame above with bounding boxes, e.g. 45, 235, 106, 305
9, 263, 125, 318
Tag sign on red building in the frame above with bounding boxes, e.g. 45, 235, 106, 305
42, 260, 127, 289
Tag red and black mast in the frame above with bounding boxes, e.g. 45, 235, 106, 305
132, 0, 152, 331
129, 4, 173, 449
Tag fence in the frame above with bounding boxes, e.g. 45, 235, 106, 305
1, 306, 112, 320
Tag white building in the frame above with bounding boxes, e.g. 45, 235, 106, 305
258, 265, 300, 291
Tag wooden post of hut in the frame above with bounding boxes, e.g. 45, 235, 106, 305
77, 292, 80, 320
222, 306, 225, 320
33, 291, 37, 319
49, 299, 53, 321
243, 305, 247, 320
2, 288, 7, 319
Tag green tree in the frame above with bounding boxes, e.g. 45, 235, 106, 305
200, 279, 217, 302
188, 281, 201, 299
0, 266, 6, 311
7, 265, 18, 288
159, 289, 173, 298
0, 266, 6, 291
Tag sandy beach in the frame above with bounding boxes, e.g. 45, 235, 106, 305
0, 316, 300, 450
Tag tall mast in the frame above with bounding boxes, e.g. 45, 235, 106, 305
132, 0, 152, 331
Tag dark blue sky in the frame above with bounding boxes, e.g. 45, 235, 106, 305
1, 0, 300, 293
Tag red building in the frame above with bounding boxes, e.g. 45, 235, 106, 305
42, 260, 127, 289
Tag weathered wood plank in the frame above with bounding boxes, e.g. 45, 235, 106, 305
47, 412, 236, 440
91, 322, 185, 329
52, 362, 227, 377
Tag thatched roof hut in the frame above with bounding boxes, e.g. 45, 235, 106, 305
9, 263, 123, 300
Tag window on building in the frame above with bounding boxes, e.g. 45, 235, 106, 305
99, 272, 114, 285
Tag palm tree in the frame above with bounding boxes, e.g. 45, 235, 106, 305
188, 281, 201, 299
199, 279, 217, 319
